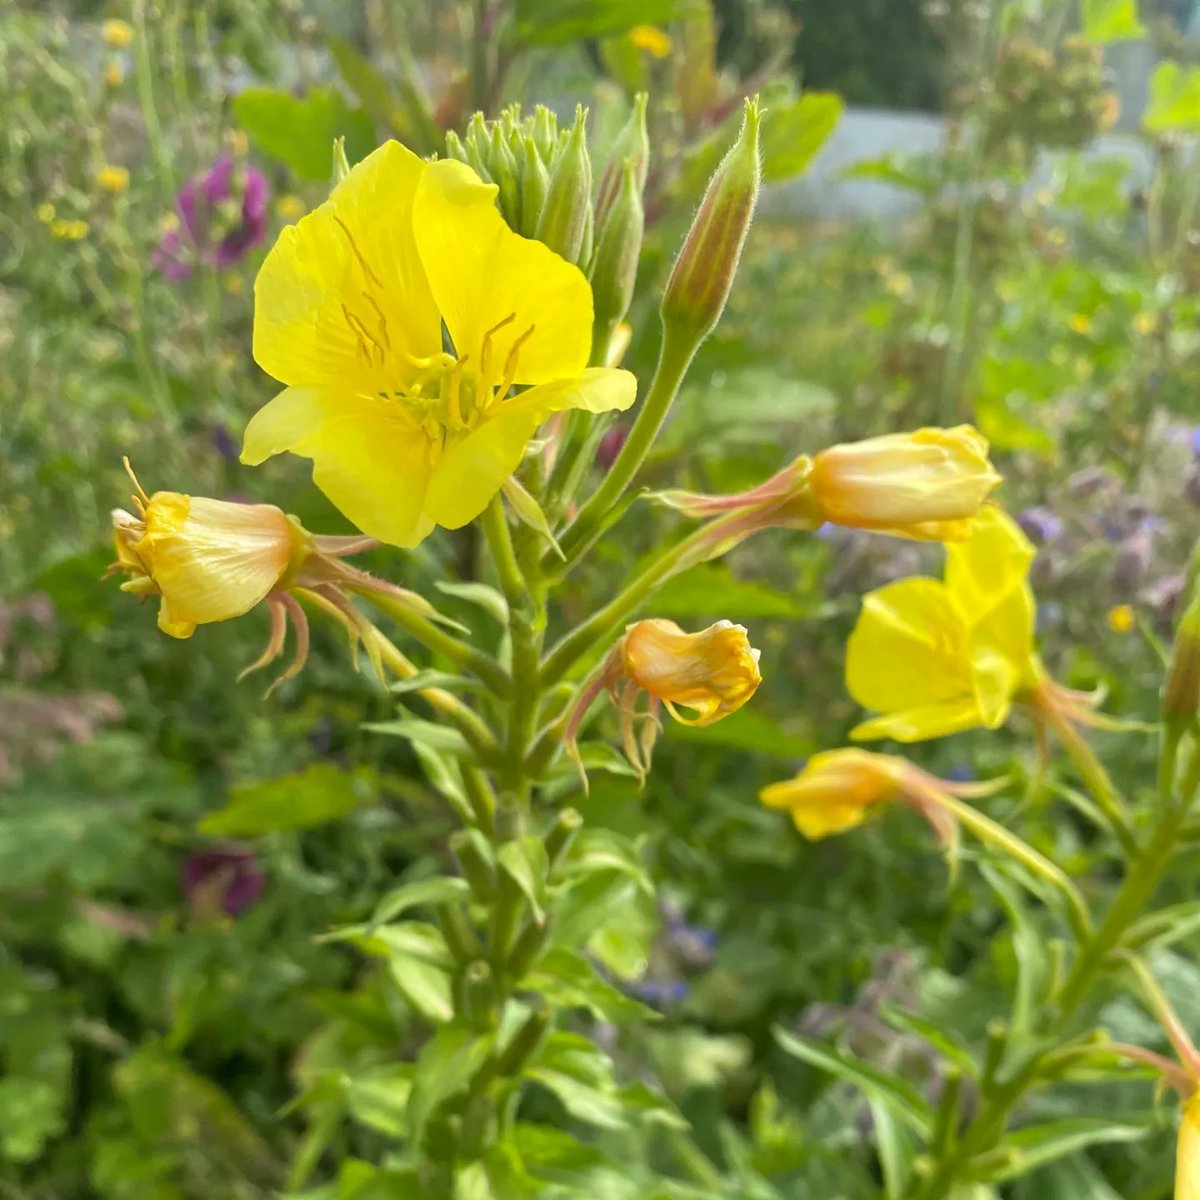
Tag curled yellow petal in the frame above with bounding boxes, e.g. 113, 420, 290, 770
760, 750, 906, 840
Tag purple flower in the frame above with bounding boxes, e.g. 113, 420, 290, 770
1191, 426, 1200, 457
210, 422, 239, 462
1015, 506, 1062, 544
181, 844, 264, 916
595, 426, 628, 470
945, 763, 974, 783
153, 155, 269, 280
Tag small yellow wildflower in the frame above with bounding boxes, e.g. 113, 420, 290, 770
1133, 312, 1157, 336
884, 271, 913, 299
809, 426, 1002, 542
628, 25, 673, 58
275, 194, 305, 222
243, 140, 637, 547
102, 18, 134, 48
621, 618, 761, 726
96, 165, 130, 195
1068, 313, 1093, 336
1107, 604, 1136, 634
846, 506, 1039, 741
104, 61, 125, 87
50, 219, 89, 240
225, 129, 249, 157
36, 202, 56, 223
159, 211, 180, 235
223, 273, 245, 296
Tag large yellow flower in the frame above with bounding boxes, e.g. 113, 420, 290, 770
1180, 1094, 1200, 1200
242, 141, 637, 547
845, 506, 1039, 741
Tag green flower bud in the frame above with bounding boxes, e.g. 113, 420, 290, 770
590, 158, 644, 349
444, 129, 469, 164
488, 122, 522, 230
455, 960, 495, 1025
496, 1002, 552, 1074
545, 806, 584, 867
449, 828, 496, 900
464, 112, 493, 182
661, 97, 761, 344
596, 93, 649, 227
532, 104, 558, 163
438, 901, 482, 964
331, 136, 351, 185
536, 105, 592, 265
520, 138, 551, 237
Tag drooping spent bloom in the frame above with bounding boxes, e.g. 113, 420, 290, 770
182, 844, 264, 917
845, 506, 1038, 742
565, 618, 761, 781
760, 749, 999, 844
152, 154, 269, 280
241, 141, 637, 548
653, 426, 1001, 563
109, 461, 438, 690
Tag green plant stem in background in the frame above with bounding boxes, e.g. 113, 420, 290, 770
551, 323, 697, 574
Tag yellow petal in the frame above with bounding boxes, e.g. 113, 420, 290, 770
1179, 1095, 1200, 1200
424, 368, 636, 529
253, 141, 440, 392
242, 387, 436, 548
845, 578, 973, 716
849, 698, 995, 743
414, 158, 593, 385
945, 506, 1035, 621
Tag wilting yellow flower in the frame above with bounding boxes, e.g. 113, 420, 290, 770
846, 506, 1038, 741
629, 25, 673, 58
1108, 603, 1135, 634
275, 193, 305, 222
102, 18, 134, 47
621, 618, 761, 725
242, 141, 637, 547
809, 426, 1002, 542
96, 165, 130, 194
104, 61, 124, 87
1180, 1094, 1200, 1200
112, 474, 306, 639
760, 750, 907, 839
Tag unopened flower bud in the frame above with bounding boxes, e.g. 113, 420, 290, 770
444, 130, 469, 164
590, 159, 645, 350
662, 97, 761, 343
488, 123, 522, 230
535, 106, 592, 265
809, 426, 1002, 542
520, 138, 550, 237
596, 93, 650, 226
1164, 593, 1200, 725
531, 105, 558, 162
622, 618, 761, 725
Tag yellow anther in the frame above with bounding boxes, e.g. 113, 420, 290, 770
480, 312, 517, 378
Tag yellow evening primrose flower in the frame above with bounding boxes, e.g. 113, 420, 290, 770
102, 18, 134, 47
97, 165, 130, 194
242, 140, 637, 547
760, 749, 907, 839
275, 194, 305, 222
621, 618, 762, 726
846, 506, 1039, 741
1108, 603, 1135, 634
809, 426, 1002, 542
629, 25, 673, 58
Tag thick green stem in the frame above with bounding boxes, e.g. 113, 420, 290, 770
551, 322, 697, 574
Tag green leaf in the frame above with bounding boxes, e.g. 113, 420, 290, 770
389, 670, 479, 696
973, 1118, 1151, 1183
572, 742, 642, 779
1144, 62, 1200, 134
524, 947, 660, 1024
880, 1007, 980, 1079
498, 837, 550, 920
981, 865, 1049, 1040
435, 581, 509, 625
1081, 0, 1145, 43
370, 875, 471, 929
406, 1022, 494, 1139
761, 92, 843, 183
233, 85, 376, 181
364, 718, 472, 756
345, 1065, 413, 1137
649, 562, 811, 620
510, 0, 702, 45
773, 1027, 935, 1136
0, 1077, 65, 1163
671, 706, 814, 757
198, 764, 377, 836
527, 1068, 626, 1129
868, 1096, 917, 1200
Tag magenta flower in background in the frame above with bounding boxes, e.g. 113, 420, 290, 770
181, 844, 265, 916
595, 425, 628, 470
153, 154, 269, 280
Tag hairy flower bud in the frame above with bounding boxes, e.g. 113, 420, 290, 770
520, 138, 551, 237
621, 618, 761, 726
595, 93, 649, 227
661, 97, 760, 343
809, 426, 1002, 541
590, 159, 645, 351
535, 106, 592, 265
1164, 592, 1200, 726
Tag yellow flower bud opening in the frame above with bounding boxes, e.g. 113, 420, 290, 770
110, 465, 306, 639
621, 618, 761, 726
760, 749, 906, 839
809, 426, 1002, 542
